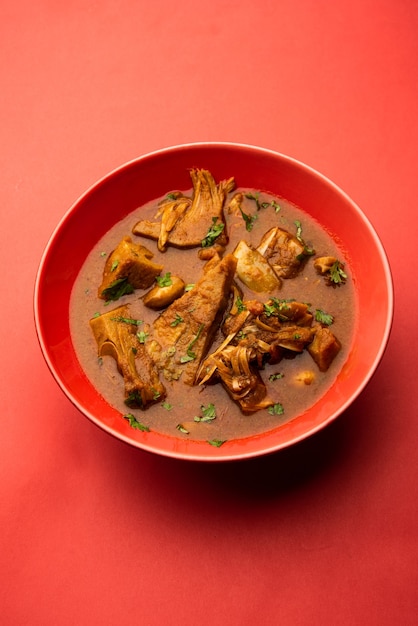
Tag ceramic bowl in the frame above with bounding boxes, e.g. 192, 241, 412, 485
34, 143, 393, 461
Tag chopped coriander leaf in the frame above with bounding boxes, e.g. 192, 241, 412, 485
295, 220, 303, 241
260, 199, 281, 212
100, 251, 107, 257
207, 439, 226, 447
101, 277, 134, 302
268, 403, 284, 416
269, 372, 284, 381
156, 272, 172, 287
170, 313, 184, 327
185, 284, 195, 292
123, 413, 150, 431
162, 401, 173, 411
93, 312, 101, 318
137, 331, 149, 344
245, 191, 262, 210
272, 297, 293, 310
180, 324, 204, 363
263, 303, 276, 317
235, 296, 247, 313
315, 309, 334, 325
110, 315, 143, 325
329, 261, 347, 285
201, 217, 225, 247
194, 403, 216, 423
240, 207, 258, 232
176, 424, 190, 434
264, 298, 296, 318
110, 260, 119, 272
124, 391, 143, 409
302, 245, 315, 257
166, 192, 178, 200
294, 220, 315, 256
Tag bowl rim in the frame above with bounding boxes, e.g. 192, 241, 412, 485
34, 141, 394, 461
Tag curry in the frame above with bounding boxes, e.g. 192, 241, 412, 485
70, 169, 356, 444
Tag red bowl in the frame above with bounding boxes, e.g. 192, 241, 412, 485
34, 143, 393, 461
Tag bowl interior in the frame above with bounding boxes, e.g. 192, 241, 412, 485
34, 143, 393, 460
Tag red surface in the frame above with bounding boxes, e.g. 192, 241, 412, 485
1, 1, 417, 623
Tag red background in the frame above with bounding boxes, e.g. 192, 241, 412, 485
1, 1, 417, 624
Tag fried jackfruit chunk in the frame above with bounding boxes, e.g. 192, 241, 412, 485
89, 305, 165, 408
308, 326, 341, 372
256, 227, 308, 279
198, 343, 274, 413
132, 169, 235, 251
151, 253, 237, 385
98, 236, 163, 301
233, 240, 282, 293
314, 256, 347, 285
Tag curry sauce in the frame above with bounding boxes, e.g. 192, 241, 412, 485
70, 170, 357, 443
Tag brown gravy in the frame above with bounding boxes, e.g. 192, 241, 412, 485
70, 187, 357, 443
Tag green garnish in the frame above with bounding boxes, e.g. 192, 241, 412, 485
294, 220, 303, 241
162, 402, 173, 411
170, 313, 184, 327
124, 392, 143, 409
93, 312, 101, 318
329, 261, 347, 285
315, 309, 334, 326
240, 207, 257, 232
246, 193, 281, 213
156, 272, 172, 287
263, 302, 276, 317
194, 403, 217, 423
245, 191, 262, 210
260, 199, 281, 212
269, 372, 284, 381
263, 298, 295, 318
123, 413, 150, 431
100, 251, 107, 257
180, 324, 204, 363
176, 424, 190, 434
294, 220, 315, 257
201, 217, 225, 247
166, 192, 178, 200
268, 403, 284, 416
136, 331, 149, 344
207, 439, 226, 447
180, 354, 195, 364
110, 260, 119, 272
111, 316, 143, 325
235, 296, 247, 313
185, 284, 195, 292
101, 277, 134, 302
